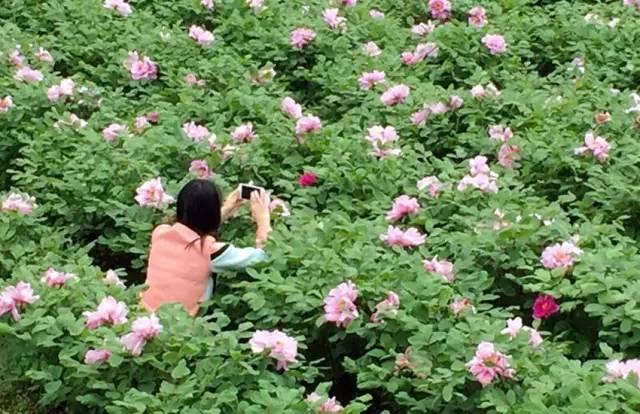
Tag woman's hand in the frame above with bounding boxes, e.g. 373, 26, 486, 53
221, 187, 244, 221
250, 190, 272, 248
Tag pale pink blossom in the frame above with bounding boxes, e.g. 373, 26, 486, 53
540, 241, 582, 270
68, 114, 87, 129
571, 57, 585, 74
471, 83, 500, 100
182, 122, 210, 142
185, 73, 206, 86
380, 84, 410, 106
323, 8, 346, 31
468, 6, 487, 28
500, 317, 523, 339
135, 178, 175, 208
449, 95, 464, 109
427, 101, 448, 115
47, 78, 74, 102
34, 48, 54, 63
1, 193, 36, 214
381, 226, 426, 248
84, 349, 112, 365
450, 297, 474, 315
231, 122, 257, 142
603, 359, 640, 387
488, 125, 513, 142
104, 0, 133, 16
358, 71, 386, 90
324, 281, 359, 328
401, 43, 438, 65
466, 342, 515, 386
457, 172, 499, 193
120, 314, 163, 356
103, 123, 128, 142
249, 329, 298, 370
295, 115, 322, 135
342, 0, 357, 6
306, 393, 344, 413
8, 48, 24, 66
362, 41, 381, 57
124, 52, 157, 81
269, 199, 291, 217
247, 0, 265, 11
411, 109, 429, 126
417, 176, 442, 198
290, 28, 316, 49
134, 116, 150, 131
104, 270, 125, 289
386, 195, 420, 221
626, 93, 640, 114
482, 34, 507, 55
41, 268, 76, 287
0, 282, 39, 321
423, 257, 455, 282
201, 0, 214, 10
0, 96, 13, 113
525, 327, 543, 348
366, 125, 400, 158
189, 160, 211, 178
370, 291, 400, 323
369, 9, 385, 19
281, 97, 303, 119
469, 155, 490, 176
574, 132, 610, 162
14, 67, 43, 82
189, 25, 215, 46
411, 22, 436, 36
83, 296, 128, 329
428, 0, 452, 20
498, 144, 520, 169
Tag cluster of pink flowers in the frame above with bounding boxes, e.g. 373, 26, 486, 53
457, 156, 499, 193
182, 121, 211, 142
124, 52, 157, 81
281, 97, 322, 137
323, 8, 346, 31
189, 160, 211, 178
471, 83, 501, 100
370, 291, 400, 323
231, 122, 258, 142
488, 125, 513, 142
481, 34, 507, 55
362, 41, 381, 56
188, 25, 215, 46
103, 123, 129, 142
381, 226, 426, 248
498, 144, 520, 169
428, 0, 451, 20
0, 96, 13, 112
386, 195, 420, 221
135, 178, 175, 208
324, 281, 359, 327
541, 241, 582, 270
501, 317, 543, 348
575, 132, 610, 162
411, 21, 437, 36
411, 96, 463, 126
604, 359, 640, 387
104, 270, 125, 289
1, 193, 36, 214
306, 393, 344, 413
423, 257, 455, 282
468, 6, 487, 27
14, 66, 43, 83
365, 125, 400, 158
291, 28, 316, 49
298, 171, 318, 187
269, 199, 291, 217
417, 176, 443, 198
249, 329, 298, 370
358, 70, 386, 90
104, 0, 133, 16
532, 294, 560, 319
41, 268, 76, 288
380, 84, 410, 106
84, 296, 128, 329
466, 342, 515, 386
47, 78, 74, 102
120, 314, 163, 356
185, 73, 206, 86
450, 297, 475, 316
401, 43, 438, 65
84, 349, 112, 365
0, 282, 39, 321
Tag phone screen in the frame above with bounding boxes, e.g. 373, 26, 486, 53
240, 185, 261, 200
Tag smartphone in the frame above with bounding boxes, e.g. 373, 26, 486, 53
240, 184, 262, 200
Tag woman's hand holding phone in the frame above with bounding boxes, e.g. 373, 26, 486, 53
221, 187, 244, 220
250, 190, 272, 248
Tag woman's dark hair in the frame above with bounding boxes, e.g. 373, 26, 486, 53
176, 179, 222, 250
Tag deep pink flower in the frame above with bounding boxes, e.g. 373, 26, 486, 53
14, 67, 43, 83
34, 48, 54, 63
231, 122, 257, 142
249, 329, 298, 370
189, 160, 211, 178
124, 52, 157, 81
120, 314, 163, 356
532, 294, 560, 319
298, 171, 318, 187
83, 296, 128, 329
417, 176, 442, 198
182, 122, 210, 142
412, 22, 436, 36
423, 257, 455, 282
0, 96, 13, 112
370, 291, 400, 323
488, 125, 513, 142
295, 115, 322, 135
134, 178, 175, 208
574, 132, 610, 162
468, 6, 487, 28
104, 0, 133, 16
380, 84, 410, 106
358, 71, 386, 90
281, 97, 303, 119
466, 342, 515, 386
290, 28, 316, 49
103, 123, 128, 142
362, 41, 381, 56
84, 349, 112, 365
1, 193, 36, 214
482, 34, 507, 55
381, 226, 426, 248
540, 242, 582, 270
323, 8, 346, 31
104, 270, 125, 288
324, 281, 359, 328
41, 268, 76, 287
188, 25, 215, 46
497, 144, 520, 169
386, 195, 420, 221
428, 0, 451, 20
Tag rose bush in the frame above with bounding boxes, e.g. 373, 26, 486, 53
2, 0, 640, 412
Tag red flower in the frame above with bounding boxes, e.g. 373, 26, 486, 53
532, 294, 559, 319
298, 171, 318, 187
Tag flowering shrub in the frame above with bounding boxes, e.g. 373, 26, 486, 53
2, 0, 640, 412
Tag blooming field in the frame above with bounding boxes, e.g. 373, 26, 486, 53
2, 0, 640, 412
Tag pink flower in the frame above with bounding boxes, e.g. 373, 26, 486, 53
411, 22, 436, 36
134, 116, 150, 131
604, 359, 640, 387
362, 41, 381, 56
295, 115, 322, 135
188, 25, 215, 46
532, 294, 560, 319
281, 97, 303, 119
102, 123, 128, 142
9, 48, 24, 66
104, 0, 133, 16
120, 314, 163, 356
500, 317, 523, 339
323, 8, 346, 31
411, 109, 430, 126
471, 85, 486, 99
185, 73, 205, 86
249, 329, 298, 370
247, 0, 265, 11
457, 172, 499, 193
428, 0, 451, 20
449, 95, 464, 109
34, 47, 54, 63
366, 125, 400, 158
401, 43, 438, 65
450, 297, 474, 315
417, 176, 442, 198
468, 6, 487, 28
147, 112, 160, 123
525, 327, 543, 348
14, 67, 43, 83
0, 282, 39, 321
0, 96, 13, 112
324, 281, 359, 327
540, 241, 582, 270
595, 112, 611, 125
182, 122, 210, 142
84, 349, 112, 365
423, 257, 455, 282
370, 291, 400, 323
201, 0, 214, 10
466, 342, 515, 386
124, 52, 157, 81
482, 34, 507, 55
358, 71, 386, 90
135, 178, 175, 208
290, 28, 316, 49
231, 122, 257, 142
469, 155, 490, 176
189, 160, 211, 178
41, 268, 76, 287
47, 78, 75, 102
488, 125, 513, 142
307, 393, 344, 413
380, 84, 410, 106
471, 83, 501, 100
381, 226, 426, 248
1, 193, 36, 214
574, 132, 610, 162
104, 270, 125, 288
428, 101, 448, 115
298, 171, 318, 187
369, 9, 384, 19
342, 0, 357, 6
83, 296, 128, 329
386, 195, 420, 221
269, 199, 291, 217
497, 144, 520, 169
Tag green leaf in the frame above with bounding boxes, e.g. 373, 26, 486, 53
171, 359, 191, 379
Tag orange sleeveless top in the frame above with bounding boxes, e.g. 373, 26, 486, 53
141, 223, 216, 316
